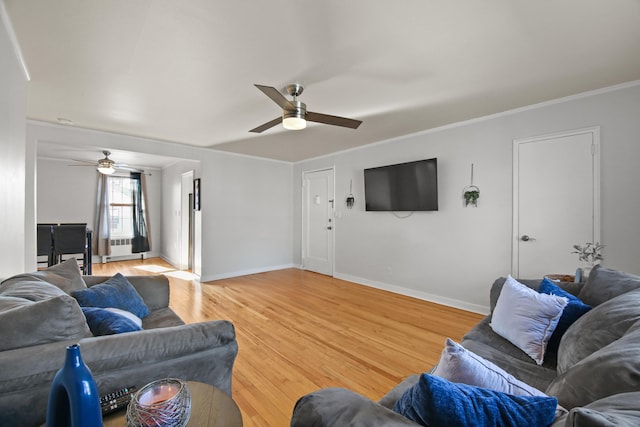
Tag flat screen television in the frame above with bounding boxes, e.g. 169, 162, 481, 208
364, 158, 438, 211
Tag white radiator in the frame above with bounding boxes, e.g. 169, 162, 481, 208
100, 238, 146, 263
110, 238, 132, 257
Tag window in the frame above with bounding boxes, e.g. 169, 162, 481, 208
108, 176, 135, 238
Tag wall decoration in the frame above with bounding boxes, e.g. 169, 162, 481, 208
345, 180, 355, 209
193, 178, 201, 211
463, 163, 480, 207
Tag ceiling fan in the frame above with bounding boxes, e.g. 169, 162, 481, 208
70, 151, 139, 175
249, 84, 362, 133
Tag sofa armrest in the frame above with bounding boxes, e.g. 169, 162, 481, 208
83, 275, 170, 310
291, 388, 420, 427
378, 375, 420, 409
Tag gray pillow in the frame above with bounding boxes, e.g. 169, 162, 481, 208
578, 265, 640, 307
0, 278, 68, 301
0, 294, 92, 351
556, 289, 640, 373
546, 320, 640, 410
1, 258, 87, 294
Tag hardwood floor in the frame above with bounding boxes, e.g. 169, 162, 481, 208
92, 258, 484, 427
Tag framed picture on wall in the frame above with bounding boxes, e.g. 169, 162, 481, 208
194, 178, 201, 211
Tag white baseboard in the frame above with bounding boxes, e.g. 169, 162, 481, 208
334, 272, 490, 315
200, 263, 298, 282
159, 254, 179, 269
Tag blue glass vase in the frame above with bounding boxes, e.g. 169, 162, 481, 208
46, 344, 102, 426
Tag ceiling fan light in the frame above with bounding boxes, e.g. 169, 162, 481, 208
97, 165, 115, 175
283, 116, 306, 130
283, 101, 307, 130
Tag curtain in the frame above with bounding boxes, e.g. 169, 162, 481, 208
94, 173, 111, 256
131, 172, 151, 253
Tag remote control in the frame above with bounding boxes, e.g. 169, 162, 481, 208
100, 386, 137, 416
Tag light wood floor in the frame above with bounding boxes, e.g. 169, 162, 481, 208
92, 258, 484, 427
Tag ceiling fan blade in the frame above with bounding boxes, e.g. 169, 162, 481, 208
70, 159, 97, 165
249, 116, 282, 133
255, 85, 294, 110
306, 111, 362, 129
116, 165, 142, 172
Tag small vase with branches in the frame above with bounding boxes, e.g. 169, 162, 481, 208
572, 242, 604, 278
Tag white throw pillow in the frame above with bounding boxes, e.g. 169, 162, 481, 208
104, 307, 143, 328
490, 276, 568, 365
432, 338, 546, 396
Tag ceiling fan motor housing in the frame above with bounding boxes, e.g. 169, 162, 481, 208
98, 158, 114, 168
283, 100, 306, 120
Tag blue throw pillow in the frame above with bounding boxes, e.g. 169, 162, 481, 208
539, 278, 592, 355
393, 374, 558, 427
82, 307, 142, 336
72, 273, 149, 318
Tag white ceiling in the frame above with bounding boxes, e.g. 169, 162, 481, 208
6, 0, 640, 163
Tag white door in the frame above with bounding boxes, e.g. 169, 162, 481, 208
302, 168, 334, 276
513, 128, 600, 278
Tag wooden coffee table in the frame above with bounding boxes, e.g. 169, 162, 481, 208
103, 381, 243, 426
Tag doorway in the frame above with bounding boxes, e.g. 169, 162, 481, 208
512, 127, 600, 278
180, 171, 194, 271
302, 168, 335, 276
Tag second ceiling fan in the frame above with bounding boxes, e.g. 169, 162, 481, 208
249, 84, 362, 133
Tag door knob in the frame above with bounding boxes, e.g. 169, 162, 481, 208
327, 226, 332, 230
521, 235, 532, 241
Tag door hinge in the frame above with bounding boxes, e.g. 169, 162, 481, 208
591, 143, 596, 156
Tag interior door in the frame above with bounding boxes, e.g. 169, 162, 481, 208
302, 168, 334, 276
512, 128, 600, 278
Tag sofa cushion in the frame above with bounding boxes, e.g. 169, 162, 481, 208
538, 278, 592, 356
578, 265, 640, 306
432, 338, 546, 397
82, 307, 142, 336
549, 392, 640, 427
72, 273, 150, 318
0, 294, 91, 351
1, 258, 87, 294
393, 374, 558, 427
556, 288, 640, 373
546, 320, 640, 410
491, 276, 568, 365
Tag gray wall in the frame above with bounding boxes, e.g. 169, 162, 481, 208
0, 9, 28, 280
294, 82, 640, 314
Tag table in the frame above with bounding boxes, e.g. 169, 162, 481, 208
103, 381, 243, 427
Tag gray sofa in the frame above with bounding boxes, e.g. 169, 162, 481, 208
291, 265, 640, 426
0, 260, 238, 427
